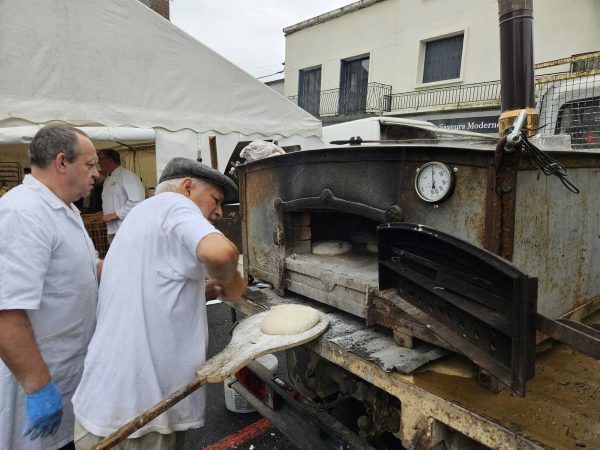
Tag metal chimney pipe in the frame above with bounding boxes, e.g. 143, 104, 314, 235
497, 0, 539, 136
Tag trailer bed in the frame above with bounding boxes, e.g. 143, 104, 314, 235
235, 287, 600, 449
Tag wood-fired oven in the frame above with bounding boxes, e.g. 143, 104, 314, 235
239, 142, 600, 350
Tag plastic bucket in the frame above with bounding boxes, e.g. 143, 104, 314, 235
224, 353, 278, 413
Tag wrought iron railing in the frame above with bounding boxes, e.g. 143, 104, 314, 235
389, 73, 600, 116
389, 80, 501, 111
290, 81, 502, 117
288, 82, 391, 117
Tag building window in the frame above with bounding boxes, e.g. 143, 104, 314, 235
422, 34, 464, 83
298, 67, 321, 117
339, 55, 370, 115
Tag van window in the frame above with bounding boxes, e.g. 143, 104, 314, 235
380, 123, 436, 140
556, 97, 600, 149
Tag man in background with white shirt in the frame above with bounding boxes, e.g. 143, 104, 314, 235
98, 149, 145, 243
0, 125, 101, 450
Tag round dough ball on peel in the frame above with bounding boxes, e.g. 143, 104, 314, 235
260, 304, 320, 335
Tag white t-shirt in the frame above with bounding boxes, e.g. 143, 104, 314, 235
73, 192, 220, 438
0, 175, 98, 450
101, 165, 145, 235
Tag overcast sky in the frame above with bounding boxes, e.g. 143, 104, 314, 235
170, 0, 353, 81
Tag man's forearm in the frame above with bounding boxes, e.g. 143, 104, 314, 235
0, 310, 50, 393
198, 234, 240, 282
205, 251, 238, 282
196, 233, 246, 299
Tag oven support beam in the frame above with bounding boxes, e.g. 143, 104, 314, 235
483, 138, 519, 260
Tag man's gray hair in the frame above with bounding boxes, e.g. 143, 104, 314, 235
155, 177, 210, 194
29, 125, 89, 168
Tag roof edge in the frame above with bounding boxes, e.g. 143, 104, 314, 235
283, 0, 386, 36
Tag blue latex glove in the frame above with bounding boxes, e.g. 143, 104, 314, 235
23, 381, 63, 440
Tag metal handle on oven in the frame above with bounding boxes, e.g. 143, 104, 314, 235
274, 190, 403, 224
534, 313, 600, 359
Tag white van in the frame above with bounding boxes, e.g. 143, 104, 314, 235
538, 75, 600, 149
321, 116, 497, 146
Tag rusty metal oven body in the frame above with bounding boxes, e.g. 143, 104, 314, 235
235, 142, 600, 448
239, 143, 600, 334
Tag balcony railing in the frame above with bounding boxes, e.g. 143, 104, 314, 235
289, 82, 392, 117
387, 74, 598, 113
389, 80, 501, 111
289, 81, 501, 118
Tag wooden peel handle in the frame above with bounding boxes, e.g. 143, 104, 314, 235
91, 376, 208, 450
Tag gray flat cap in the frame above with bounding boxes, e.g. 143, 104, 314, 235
159, 157, 238, 204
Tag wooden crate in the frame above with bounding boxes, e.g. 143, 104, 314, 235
82, 212, 109, 258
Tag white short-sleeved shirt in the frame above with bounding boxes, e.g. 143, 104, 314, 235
73, 192, 220, 438
101, 165, 145, 235
0, 175, 98, 450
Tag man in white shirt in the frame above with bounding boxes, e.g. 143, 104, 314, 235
0, 125, 101, 450
98, 149, 145, 243
72, 157, 247, 450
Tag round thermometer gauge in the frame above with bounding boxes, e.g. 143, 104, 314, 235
414, 161, 456, 203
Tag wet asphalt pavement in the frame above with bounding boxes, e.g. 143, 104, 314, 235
180, 301, 299, 450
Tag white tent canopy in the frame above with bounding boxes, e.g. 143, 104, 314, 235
0, 0, 322, 175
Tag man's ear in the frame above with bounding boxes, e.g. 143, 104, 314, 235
54, 152, 68, 173
179, 177, 193, 196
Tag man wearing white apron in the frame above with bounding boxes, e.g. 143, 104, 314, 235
0, 125, 101, 450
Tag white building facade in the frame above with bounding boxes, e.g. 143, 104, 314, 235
283, 0, 600, 137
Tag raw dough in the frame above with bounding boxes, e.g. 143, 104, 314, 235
311, 240, 352, 255
366, 241, 378, 253
260, 304, 320, 335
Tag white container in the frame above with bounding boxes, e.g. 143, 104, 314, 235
224, 354, 278, 413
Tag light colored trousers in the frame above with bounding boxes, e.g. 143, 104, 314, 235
74, 419, 187, 450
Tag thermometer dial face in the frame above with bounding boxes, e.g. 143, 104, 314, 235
415, 162, 455, 203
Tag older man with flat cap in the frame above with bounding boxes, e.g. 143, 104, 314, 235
72, 157, 247, 450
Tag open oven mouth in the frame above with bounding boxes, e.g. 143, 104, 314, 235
269, 189, 403, 316
289, 211, 380, 255
274, 188, 403, 261
280, 209, 385, 317
288, 211, 380, 281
